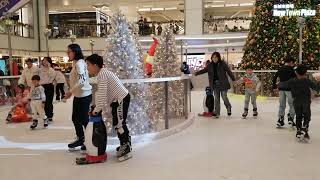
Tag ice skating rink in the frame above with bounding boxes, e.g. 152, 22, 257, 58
1, 91, 320, 180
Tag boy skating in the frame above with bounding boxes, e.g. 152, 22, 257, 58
287, 65, 320, 142
29, 75, 48, 129
237, 69, 261, 118
272, 58, 296, 128
86, 54, 132, 162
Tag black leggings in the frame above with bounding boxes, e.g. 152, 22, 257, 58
42, 84, 54, 119
56, 83, 65, 100
111, 94, 131, 145
72, 95, 92, 138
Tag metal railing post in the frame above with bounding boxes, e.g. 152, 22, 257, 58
164, 81, 169, 129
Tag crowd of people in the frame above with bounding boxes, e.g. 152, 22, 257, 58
137, 17, 182, 36
194, 52, 320, 142
5, 44, 133, 165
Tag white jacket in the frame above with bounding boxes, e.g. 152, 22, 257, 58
69, 59, 92, 98
55, 71, 67, 84
18, 65, 40, 87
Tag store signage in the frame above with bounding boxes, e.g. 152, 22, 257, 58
183, 54, 206, 71
0, 0, 21, 16
273, 4, 316, 17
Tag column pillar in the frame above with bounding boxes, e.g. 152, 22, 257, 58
185, 0, 203, 35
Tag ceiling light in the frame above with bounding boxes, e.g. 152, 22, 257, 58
212, 1, 225, 2
138, 8, 151, 12
225, 4, 239, 7
240, 3, 254, 6
63, 0, 70, 6
143, 5, 153, 8
165, 7, 177, 10
211, 5, 224, 7
151, 8, 164, 11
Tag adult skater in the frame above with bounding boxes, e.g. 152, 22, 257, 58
272, 57, 296, 128
18, 58, 39, 88
86, 54, 132, 162
64, 44, 92, 151
194, 52, 235, 118
39, 57, 56, 122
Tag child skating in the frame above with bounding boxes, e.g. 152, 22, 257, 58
237, 69, 261, 118
29, 75, 48, 129
86, 54, 132, 162
287, 65, 320, 142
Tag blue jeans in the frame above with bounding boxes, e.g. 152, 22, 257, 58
278, 91, 295, 118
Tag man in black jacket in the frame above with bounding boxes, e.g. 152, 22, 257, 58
195, 52, 236, 118
272, 58, 296, 128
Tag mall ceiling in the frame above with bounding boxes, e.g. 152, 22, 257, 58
48, 0, 255, 12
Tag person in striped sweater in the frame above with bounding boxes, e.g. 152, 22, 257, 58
86, 54, 132, 162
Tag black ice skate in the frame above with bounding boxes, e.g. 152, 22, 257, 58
68, 137, 84, 151
227, 107, 232, 116
296, 130, 308, 142
276, 116, 285, 128
253, 108, 258, 117
288, 116, 296, 129
30, 120, 38, 130
6, 114, 12, 123
242, 109, 248, 119
44, 119, 49, 128
118, 142, 132, 162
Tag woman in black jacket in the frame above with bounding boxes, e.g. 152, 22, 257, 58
195, 52, 236, 118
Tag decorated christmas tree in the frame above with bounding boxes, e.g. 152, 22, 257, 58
148, 26, 184, 129
240, 0, 320, 70
104, 11, 150, 135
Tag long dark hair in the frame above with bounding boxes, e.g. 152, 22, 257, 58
43, 57, 53, 67
68, 44, 84, 60
211, 52, 222, 62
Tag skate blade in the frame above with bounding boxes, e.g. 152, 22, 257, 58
118, 153, 132, 162
297, 137, 309, 143
68, 148, 81, 153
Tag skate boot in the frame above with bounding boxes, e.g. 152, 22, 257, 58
253, 108, 258, 117
227, 107, 232, 116
44, 119, 49, 128
30, 120, 38, 130
302, 128, 310, 141
6, 114, 12, 123
118, 142, 132, 162
296, 130, 304, 140
117, 136, 132, 157
242, 109, 248, 119
198, 112, 213, 117
288, 115, 296, 129
276, 116, 285, 128
68, 137, 85, 151
80, 145, 87, 154
48, 118, 53, 122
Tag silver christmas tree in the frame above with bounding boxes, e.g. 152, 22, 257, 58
148, 26, 184, 129
104, 11, 151, 135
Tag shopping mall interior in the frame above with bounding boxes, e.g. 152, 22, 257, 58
1, 0, 320, 179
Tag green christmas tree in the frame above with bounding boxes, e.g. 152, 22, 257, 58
240, 0, 320, 70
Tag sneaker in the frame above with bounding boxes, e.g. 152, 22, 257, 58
30, 120, 38, 129
118, 143, 132, 161
277, 116, 285, 128
44, 119, 49, 128
227, 107, 232, 116
68, 137, 84, 149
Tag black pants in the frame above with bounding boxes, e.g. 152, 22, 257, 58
72, 95, 92, 138
42, 84, 54, 119
56, 83, 65, 100
294, 102, 311, 131
111, 94, 131, 145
